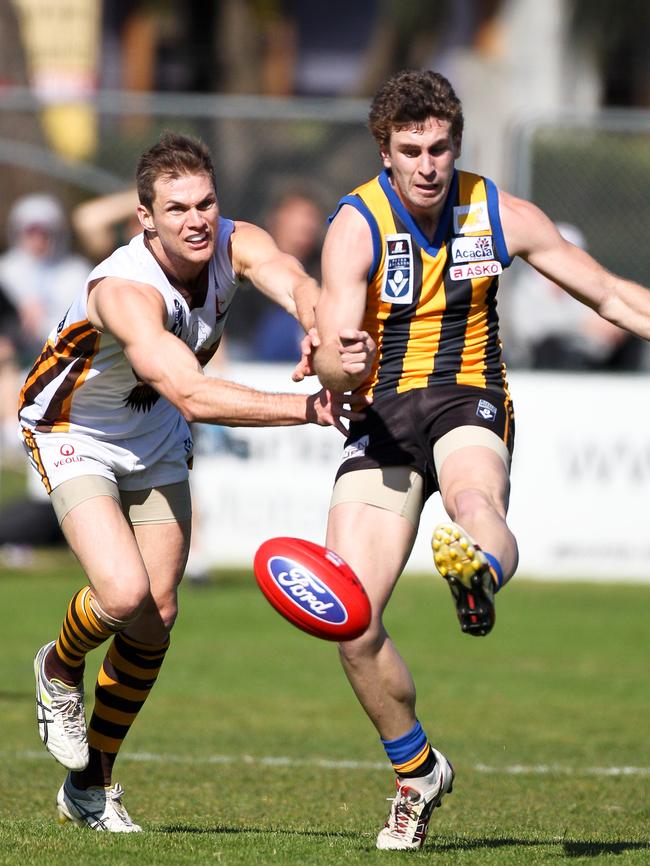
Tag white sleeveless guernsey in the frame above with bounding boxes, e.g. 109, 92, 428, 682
19, 219, 238, 441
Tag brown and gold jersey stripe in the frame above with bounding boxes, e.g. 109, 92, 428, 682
19, 320, 100, 433
21, 427, 52, 494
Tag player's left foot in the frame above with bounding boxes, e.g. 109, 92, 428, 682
432, 522, 496, 636
376, 748, 454, 850
56, 774, 142, 832
34, 641, 89, 770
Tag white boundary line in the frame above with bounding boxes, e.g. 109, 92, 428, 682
9, 750, 650, 777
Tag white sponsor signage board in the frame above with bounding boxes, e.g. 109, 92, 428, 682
192, 365, 650, 582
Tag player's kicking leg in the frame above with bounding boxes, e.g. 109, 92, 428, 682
434, 442, 517, 636
432, 522, 497, 636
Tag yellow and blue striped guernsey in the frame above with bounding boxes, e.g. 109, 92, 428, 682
332, 169, 513, 400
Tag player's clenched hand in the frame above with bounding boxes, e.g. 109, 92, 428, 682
338, 329, 376, 379
291, 327, 320, 382
305, 388, 372, 435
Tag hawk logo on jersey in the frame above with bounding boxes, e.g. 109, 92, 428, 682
453, 202, 490, 234
125, 381, 160, 413
381, 234, 414, 305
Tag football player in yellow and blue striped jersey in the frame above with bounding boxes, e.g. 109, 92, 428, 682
313, 69, 650, 851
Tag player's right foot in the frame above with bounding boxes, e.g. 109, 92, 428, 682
376, 748, 454, 850
57, 774, 142, 832
34, 641, 89, 771
432, 523, 496, 636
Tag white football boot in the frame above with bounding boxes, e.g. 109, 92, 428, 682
34, 641, 89, 771
376, 748, 454, 850
57, 774, 142, 832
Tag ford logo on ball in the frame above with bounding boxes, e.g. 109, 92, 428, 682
267, 556, 348, 624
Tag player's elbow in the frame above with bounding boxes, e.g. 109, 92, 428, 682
164, 369, 210, 423
165, 385, 202, 423
176, 395, 201, 423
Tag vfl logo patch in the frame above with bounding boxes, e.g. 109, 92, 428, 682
451, 235, 494, 263
381, 234, 413, 304
449, 261, 503, 282
267, 556, 348, 624
477, 399, 497, 421
453, 202, 490, 234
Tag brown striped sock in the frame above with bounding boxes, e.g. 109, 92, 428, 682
46, 586, 119, 686
71, 632, 170, 788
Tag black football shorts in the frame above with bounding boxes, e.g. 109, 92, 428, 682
336, 384, 515, 501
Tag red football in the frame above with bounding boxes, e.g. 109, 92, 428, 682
253, 537, 371, 641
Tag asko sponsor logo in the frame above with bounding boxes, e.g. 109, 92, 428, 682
449, 261, 503, 281
54, 443, 84, 467
266, 556, 348, 624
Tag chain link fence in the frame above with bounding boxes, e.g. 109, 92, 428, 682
509, 110, 650, 285
1, 90, 648, 263
0, 89, 377, 222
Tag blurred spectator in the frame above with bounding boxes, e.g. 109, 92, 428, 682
0, 194, 91, 555
502, 222, 643, 371
251, 190, 325, 361
0, 194, 91, 365
72, 189, 141, 262
0, 281, 21, 446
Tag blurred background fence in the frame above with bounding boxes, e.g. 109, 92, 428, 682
510, 110, 650, 286
0, 90, 649, 307
1, 91, 649, 283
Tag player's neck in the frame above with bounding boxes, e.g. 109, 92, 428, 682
144, 233, 209, 307
388, 178, 444, 242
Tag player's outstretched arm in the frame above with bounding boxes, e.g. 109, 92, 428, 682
501, 190, 650, 341
88, 277, 365, 432
313, 205, 377, 392
231, 220, 320, 333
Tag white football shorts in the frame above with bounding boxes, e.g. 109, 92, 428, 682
21, 414, 193, 496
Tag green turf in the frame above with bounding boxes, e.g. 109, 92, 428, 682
0, 554, 648, 865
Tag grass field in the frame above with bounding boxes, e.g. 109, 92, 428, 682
0, 551, 648, 865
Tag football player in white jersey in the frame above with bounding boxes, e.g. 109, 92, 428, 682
22, 132, 372, 832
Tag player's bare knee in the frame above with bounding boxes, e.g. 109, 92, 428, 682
338, 620, 386, 662
447, 486, 505, 523
156, 599, 178, 632
89, 588, 146, 629
131, 591, 178, 639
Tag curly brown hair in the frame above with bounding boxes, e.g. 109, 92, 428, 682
368, 70, 464, 150
136, 132, 216, 210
